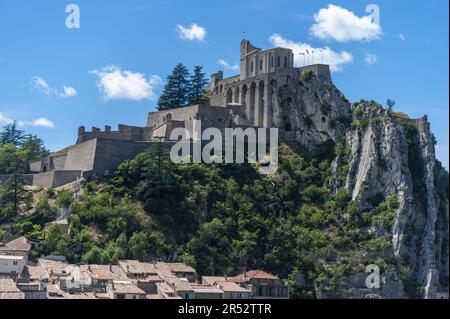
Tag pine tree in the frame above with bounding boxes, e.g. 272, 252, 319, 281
0, 121, 27, 146
157, 63, 191, 111
188, 66, 209, 105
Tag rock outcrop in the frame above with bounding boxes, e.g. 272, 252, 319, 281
278, 71, 449, 298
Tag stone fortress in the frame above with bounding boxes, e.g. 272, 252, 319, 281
10, 39, 332, 188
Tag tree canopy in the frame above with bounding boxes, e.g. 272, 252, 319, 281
157, 64, 209, 110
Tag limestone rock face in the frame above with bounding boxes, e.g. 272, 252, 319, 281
281, 72, 449, 298
275, 72, 352, 149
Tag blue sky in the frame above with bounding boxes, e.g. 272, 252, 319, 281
0, 0, 448, 167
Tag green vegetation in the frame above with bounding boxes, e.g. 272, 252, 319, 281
301, 70, 313, 82
157, 64, 209, 111
10, 141, 402, 298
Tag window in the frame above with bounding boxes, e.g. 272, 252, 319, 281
13, 261, 18, 265
284, 56, 287, 67
277, 56, 281, 67
271, 56, 274, 68
260, 59, 263, 70
251, 62, 254, 72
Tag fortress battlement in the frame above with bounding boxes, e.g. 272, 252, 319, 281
77, 124, 153, 144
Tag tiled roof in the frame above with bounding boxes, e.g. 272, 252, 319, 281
227, 270, 280, 282
112, 282, 146, 295
202, 276, 227, 285
21, 265, 46, 281
0, 237, 31, 252
0, 278, 21, 292
0, 292, 24, 299
217, 281, 251, 293
191, 284, 224, 294
157, 262, 196, 273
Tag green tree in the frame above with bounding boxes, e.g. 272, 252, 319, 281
128, 232, 149, 260
0, 121, 27, 146
157, 63, 191, 110
21, 135, 50, 161
42, 224, 63, 254
0, 145, 31, 216
83, 246, 104, 264
386, 98, 396, 113
188, 66, 209, 105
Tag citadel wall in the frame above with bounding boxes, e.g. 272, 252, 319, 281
77, 124, 152, 144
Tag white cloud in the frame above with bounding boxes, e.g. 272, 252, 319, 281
0, 112, 54, 128
28, 118, 55, 128
90, 65, 162, 101
310, 4, 381, 42
365, 53, 377, 65
269, 34, 353, 72
398, 33, 406, 42
31, 76, 77, 98
177, 23, 207, 41
217, 59, 239, 71
62, 86, 77, 97
0, 112, 14, 125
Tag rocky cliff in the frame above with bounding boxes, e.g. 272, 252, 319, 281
277, 70, 449, 298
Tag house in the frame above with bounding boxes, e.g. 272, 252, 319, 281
0, 278, 24, 299
217, 281, 251, 299
157, 262, 197, 283
0, 237, 32, 265
82, 264, 129, 293
0, 255, 26, 278
201, 276, 251, 299
58, 264, 91, 292
17, 265, 47, 299
118, 260, 158, 279
227, 270, 289, 299
191, 284, 224, 299
155, 281, 182, 299
108, 281, 146, 299
38, 257, 70, 285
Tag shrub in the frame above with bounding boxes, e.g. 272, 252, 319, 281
302, 185, 327, 204
301, 70, 313, 82
55, 189, 73, 208
353, 107, 363, 117
320, 103, 332, 115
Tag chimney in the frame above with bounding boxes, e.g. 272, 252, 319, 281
105, 125, 111, 133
